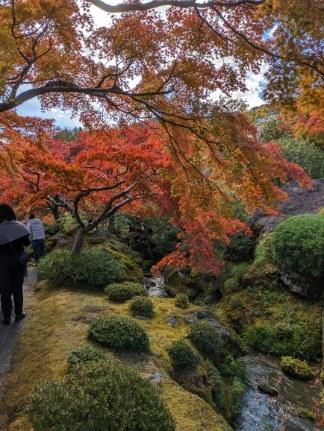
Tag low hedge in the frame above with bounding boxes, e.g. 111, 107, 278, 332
89, 316, 149, 352
105, 282, 147, 303
28, 359, 175, 431
168, 340, 199, 371
130, 297, 154, 318
38, 249, 124, 287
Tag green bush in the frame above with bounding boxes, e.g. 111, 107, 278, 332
278, 136, 324, 179
174, 293, 190, 309
38, 249, 124, 287
168, 340, 199, 371
243, 320, 321, 361
272, 214, 324, 280
225, 232, 255, 262
89, 316, 149, 352
105, 282, 147, 303
223, 278, 240, 293
28, 359, 175, 431
280, 356, 314, 380
189, 321, 223, 361
45, 223, 60, 236
67, 346, 107, 371
130, 297, 154, 318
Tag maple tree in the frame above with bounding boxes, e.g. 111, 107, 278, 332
0, 0, 322, 122
0, 0, 320, 273
0, 119, 310, 273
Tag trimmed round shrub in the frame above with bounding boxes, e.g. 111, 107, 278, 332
38, 249, 124, 287
28, 359, 175, 431
174, 293, 190, 309
271, 214, 324, 280
168, 340, 199, 371
130, 297, 154, 318
223, 278, 240, 293
89, 316, 149, 352
280, 356, 314, 380
189, 321, 223, 360
67, 346, 107, 371
105, 282, 147, 303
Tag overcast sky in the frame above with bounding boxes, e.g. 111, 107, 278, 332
16, 1, 265, 128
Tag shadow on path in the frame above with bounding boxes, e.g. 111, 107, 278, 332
0, 267, 37, 405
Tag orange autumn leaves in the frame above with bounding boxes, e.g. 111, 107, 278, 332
0, 116, 310, 274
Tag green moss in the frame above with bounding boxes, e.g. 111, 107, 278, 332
223, 278, 239, 293
244, 235, 278, 284
280, 356, 314, 380
214, 280, 322, 362
1, 286, 231, 431
99, 240, 144, 283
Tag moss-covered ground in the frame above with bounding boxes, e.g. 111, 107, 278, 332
1, 282, 232, 431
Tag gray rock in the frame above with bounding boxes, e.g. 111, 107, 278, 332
165, 316, 179, 327
149, 371, 163, 384
251, 179, 324, 234
280, 271, 321, 298
257, 382, 278, 396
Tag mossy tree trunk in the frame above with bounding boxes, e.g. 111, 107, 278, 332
71, 227, 85, 255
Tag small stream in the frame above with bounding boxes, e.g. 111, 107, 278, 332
144, 275, 168, 297
237, 355, 323, 431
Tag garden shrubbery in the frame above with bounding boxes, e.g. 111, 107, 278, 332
38, 249, 124, 287
89, 316, 149, 352
168, 340, 199, 371
243, 320, 321, 361
130, 297, 154, 318
272, 214, 324, 283
174, 293, 190, 309
225, 232, 255, 263
105, 281, 147, 303
189, 321, 223, 361
278, 136, 324, 179
67, 346, 107, 371
28, 358, 175, 431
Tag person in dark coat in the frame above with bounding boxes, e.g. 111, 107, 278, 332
0, 204, 30, 326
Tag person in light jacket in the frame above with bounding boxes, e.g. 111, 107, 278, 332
0, 204, 30, 326
26, 213, 46, 261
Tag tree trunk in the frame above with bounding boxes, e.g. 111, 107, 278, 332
72, 228, 85, 255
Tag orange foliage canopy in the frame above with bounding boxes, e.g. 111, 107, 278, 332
0, 115, 310, 273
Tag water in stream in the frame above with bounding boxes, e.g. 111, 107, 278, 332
237, 355, 323, 431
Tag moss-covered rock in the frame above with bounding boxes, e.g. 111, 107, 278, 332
280, 356, 314, 380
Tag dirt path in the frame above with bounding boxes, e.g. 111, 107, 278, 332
0, 267, 37, 405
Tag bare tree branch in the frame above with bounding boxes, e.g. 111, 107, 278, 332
89, 0, 265, 13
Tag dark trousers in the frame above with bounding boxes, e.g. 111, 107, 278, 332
0, 255, 25, 321
32, 239, 45, 261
